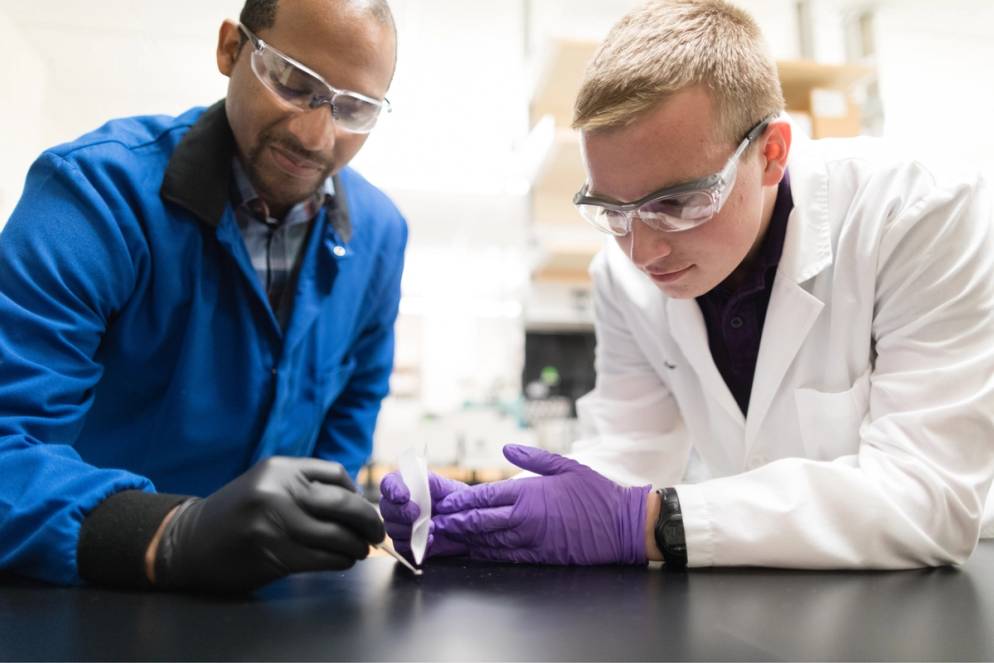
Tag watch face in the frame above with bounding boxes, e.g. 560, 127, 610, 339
663, 520, 686, 546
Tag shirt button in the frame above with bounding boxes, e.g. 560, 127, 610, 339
332, 245, 346, 257
729, 316, 744, 329
271, 368, 277, 376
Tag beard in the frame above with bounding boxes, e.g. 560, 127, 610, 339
245, 124, 335, 210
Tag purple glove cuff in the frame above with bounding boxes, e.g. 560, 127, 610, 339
621, 485, 652, 565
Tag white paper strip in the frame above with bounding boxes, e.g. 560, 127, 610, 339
398, 446, 430, 565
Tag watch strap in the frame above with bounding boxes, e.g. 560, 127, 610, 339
653, 487, 687, 570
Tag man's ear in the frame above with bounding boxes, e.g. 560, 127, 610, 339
216, 19, 242, 78
760, 120, 792, 187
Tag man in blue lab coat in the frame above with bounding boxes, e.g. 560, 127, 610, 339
0, 0, 405, 592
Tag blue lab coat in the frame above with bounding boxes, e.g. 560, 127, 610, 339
0, 102, 407, 584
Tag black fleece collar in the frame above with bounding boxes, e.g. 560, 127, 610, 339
160, 100, 351, 242
160, 100, 233, 228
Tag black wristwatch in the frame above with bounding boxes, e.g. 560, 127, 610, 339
653, 487, 687, 570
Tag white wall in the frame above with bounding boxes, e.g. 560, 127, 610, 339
0, 10, 46, 225
0, 0, 238, 225
0, 1, 237, 145
352, 0, 531, 197
873, 0, 994, 185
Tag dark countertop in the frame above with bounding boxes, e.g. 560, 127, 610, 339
3, 542, 993, 661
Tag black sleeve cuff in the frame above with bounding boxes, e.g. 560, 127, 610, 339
77, 490, 192, 589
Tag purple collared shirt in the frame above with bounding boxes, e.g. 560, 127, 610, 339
696, 171, 793, 415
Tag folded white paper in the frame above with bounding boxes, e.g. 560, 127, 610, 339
398, 447, 430, 565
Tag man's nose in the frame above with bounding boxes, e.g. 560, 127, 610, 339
285, 106, 337, 152
627, 218, 672, 267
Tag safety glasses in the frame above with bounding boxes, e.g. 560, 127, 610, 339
238, 23, 391, 134
573, 117, 772, 236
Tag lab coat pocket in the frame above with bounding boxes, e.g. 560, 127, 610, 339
794, 369, 871, 460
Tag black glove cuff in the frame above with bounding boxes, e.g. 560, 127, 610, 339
653, 487, 687, 570
77, 490, 192, 589
153, 497, 201, 590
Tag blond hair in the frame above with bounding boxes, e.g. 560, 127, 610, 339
573, 0, 784, 144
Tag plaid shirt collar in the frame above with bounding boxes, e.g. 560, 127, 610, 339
230, 157, 335, 227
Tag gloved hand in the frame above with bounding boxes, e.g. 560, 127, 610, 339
154, 456, 385, 592
379, 471, 470, 561
433, 444, 650, 566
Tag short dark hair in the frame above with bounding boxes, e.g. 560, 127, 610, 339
239, 0, 279, 33
239, 0, 395, 33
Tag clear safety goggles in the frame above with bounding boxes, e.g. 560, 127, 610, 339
573, 117, 772, 236
239, 23, 391, 134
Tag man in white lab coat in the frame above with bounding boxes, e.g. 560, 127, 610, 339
381, 0, 994, 569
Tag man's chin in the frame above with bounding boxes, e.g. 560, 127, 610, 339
652, 277, 712, 299
249, 155, 332, 210
256, 173, 325, 209
655, 284, 698, 299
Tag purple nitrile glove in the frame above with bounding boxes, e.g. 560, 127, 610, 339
379, 471, 470, 562
432, 444, 651, 566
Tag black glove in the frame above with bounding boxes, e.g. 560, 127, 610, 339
154, 456, 385, 592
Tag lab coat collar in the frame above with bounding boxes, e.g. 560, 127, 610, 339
667, 296, 746, 426
160, 100, 233, 228
661, 133, 837, 440
743, 131, 832, 449
776, 131, 833, 285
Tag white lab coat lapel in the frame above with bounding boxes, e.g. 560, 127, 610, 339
607, 245, 735, 421
745, 139, 833, 451
667, 296, 745, 426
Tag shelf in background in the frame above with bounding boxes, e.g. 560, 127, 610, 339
530, 38, 598, 127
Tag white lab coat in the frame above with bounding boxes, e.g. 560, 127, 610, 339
570, 132, 994, 568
